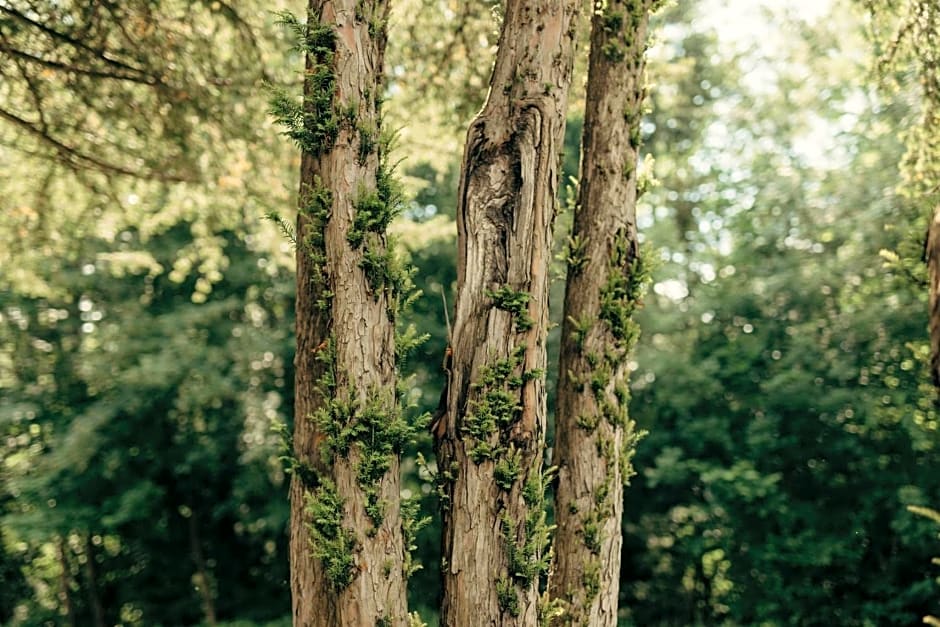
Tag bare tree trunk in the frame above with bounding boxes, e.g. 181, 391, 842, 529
56, 536, 76, 627
82, 535, 107, 627
187, 512, 217, 627
550, 2, 657, 625
433, 1, 579, 624
288, 1, 409, 625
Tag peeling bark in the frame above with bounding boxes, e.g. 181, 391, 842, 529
289, 1, 408, 625
550, 2, 656, 625
434, 1, 580, 625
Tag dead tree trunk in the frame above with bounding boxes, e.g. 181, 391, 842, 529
433, 1, 579, 624
550, 2, 658, 625
287, 2, 410, 625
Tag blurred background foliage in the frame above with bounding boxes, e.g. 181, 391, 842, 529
0, 0, 938, 625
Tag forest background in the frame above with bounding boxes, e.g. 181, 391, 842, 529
1, 0, 939, 625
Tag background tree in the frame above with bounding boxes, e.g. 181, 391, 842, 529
619, 3, 940, 624
858, 2, 940, 383
3, 1, 939, 625
1, 222, 294, 625
858, 1, 940, 623
0, 2, 299, 625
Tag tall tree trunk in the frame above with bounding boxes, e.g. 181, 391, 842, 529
56, 536, 76, 627
82, 535, 107, 627
187, 511, 217, 627
550, 2, 657, 625
288, 1, 409, 625
433, 1, 579, 624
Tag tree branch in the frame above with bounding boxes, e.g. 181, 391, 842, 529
0, 106, 192, 182
0, 44, 158, 85
0, 5, 156, 82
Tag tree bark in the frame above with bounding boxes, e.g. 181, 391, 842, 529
56, 536, 76, 627
550, 2, 656, 625
433, 1, 579, 624
82, 534, 107, 627
289, 1, 409, 625
187, 511, 217, 627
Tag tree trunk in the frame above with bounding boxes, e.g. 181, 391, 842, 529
289, 1, 409, 625
433, 1, 579, 624
928, 206, 940, 389
82, 535, 107, 627
187, 511, 217, 627
550, 2, 656, 625
56, 536, 76, 627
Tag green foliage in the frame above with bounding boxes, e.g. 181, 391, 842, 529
264, 211, 298, 248
306, 480, 357, 590
350, 190, 393, 248
464, 347, 526, 464
348, 132, 413, 304
493, 446, 522, 490
271, 13, 340, 156
402, 495, 432, 578
618, 5, 940, 624
1, 224, 294, 625
496, 576, 520, 616
562, 234, 589, 274
487, 285, 535, 332
299, 177, 334, 309
598, 234, 650, 350
582, 558, 602, 601
6, 1, 940, 626
499, 467, 555, 592
310, 340, 414, 530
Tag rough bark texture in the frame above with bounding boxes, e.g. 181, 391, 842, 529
433, 1, 579, 625
289, 2, 408, 625
549, 2, 655, 625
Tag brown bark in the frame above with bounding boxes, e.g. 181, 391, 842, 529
187, 511, 217, 627
82, 535, 107, 627
289, 1, 408, 625
56, 536, 76, 627
550, 2, 656, 625
433, 1, 579, 624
